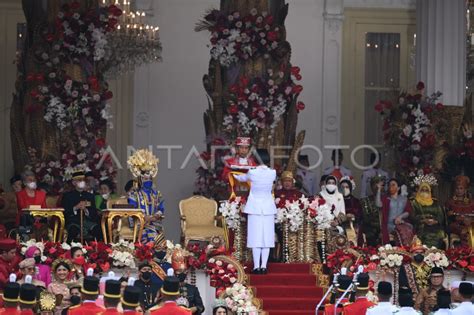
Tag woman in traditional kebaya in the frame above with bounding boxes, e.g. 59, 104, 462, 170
47, 259, 72, 315
24, 245, 51, 287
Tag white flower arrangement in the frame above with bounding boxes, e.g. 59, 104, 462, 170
20, 239, 47, 263
306, 198, 334, 229
424, 250, 449, 268
378, 244, 404, 268
109, 239, 136, 268
219, 197, 244, 231
224, 283, 258, 314
61, 241, 87, 254
274, 197, 306, 232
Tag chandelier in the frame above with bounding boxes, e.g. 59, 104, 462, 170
100, 0, 162, 77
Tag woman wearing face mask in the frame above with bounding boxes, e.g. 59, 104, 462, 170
48, 259, 73, 315
95, 180, 117, 211
24, 245, 51, 287
15, 170, 47, 232
319, 175, 346, 221
69, 247, 86, 282
339, 176, 363, 246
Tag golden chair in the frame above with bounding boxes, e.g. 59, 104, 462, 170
106, 196, 135, 242
179, 196, 226, 247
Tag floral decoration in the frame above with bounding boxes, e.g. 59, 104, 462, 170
223, 283, 258, 315
423, 249, 449, 268
376, 82, 445, 183
198, 9, 281, 67
274, 196, 307, 232
223, 68, 304, 137
377, 244, 410, 269
445, 246, 474, 272
134, 241, 155, 262
219, 196, 245, 230
206, 257, 239, 295
306, 196, 334, 229
83, 241, 112, 273
110, 240, 136, 269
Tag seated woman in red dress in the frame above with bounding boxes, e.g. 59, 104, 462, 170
15, 170, 46, 228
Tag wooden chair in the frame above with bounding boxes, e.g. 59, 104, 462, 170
179, 196, 226, 247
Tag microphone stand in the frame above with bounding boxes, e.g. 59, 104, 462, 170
315, 273, 339, 315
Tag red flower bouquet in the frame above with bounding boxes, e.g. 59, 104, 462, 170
206, 257, 239, 295
84, 241, 112, 273
134, 242, 155, 262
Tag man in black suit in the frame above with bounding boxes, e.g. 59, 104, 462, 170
61, 170, 101, 242
175, 268, 205, 314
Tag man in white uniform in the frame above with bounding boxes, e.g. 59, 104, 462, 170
395, 287, 421, 314
234, 149, 276, 275
451, 282, 474, 315
323, 149, 352, 182
367, 281, 399, 315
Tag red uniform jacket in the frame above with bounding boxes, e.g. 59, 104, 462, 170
0, 307, 21, 314
324, 298, 350, 315
19, 310, 34, 315
99, 308, 121, 315
150, 302, 192, 315
15, 189, 47, 225
343, 297, 375, 314
381, 194, 412, 244
0, 255, 21, 290
68, 301, 105, 314
222, 156, 257, 181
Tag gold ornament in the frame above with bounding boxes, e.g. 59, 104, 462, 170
39, 291, 57, 312
127, 149, 159, 178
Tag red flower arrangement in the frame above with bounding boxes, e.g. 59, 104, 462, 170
83, 241, 112, 273
326, 249, 358, 275
446, 246, 474, 273
134, 242, 155, 262
42, 242, 67, 265
198, 9, 282, 67
206, 257, 239, 296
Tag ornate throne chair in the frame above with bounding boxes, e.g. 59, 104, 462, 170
179, 196, 226, 247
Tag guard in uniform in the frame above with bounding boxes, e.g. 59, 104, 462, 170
18, 283, 37, 315
175, 268, 205, 314
0, 238, 20, 290
134, 261, 160, 311
100, 279, 121, 314
68, 269, 105, 314
366, 281, 399, 315
343, 273, 374, 315
61, 170, 101, 242
150, 272, 191, 315
0, 274, 20, 314
324, 274, 352, 315
395, 287, 422, 314
121, 285, 143, 315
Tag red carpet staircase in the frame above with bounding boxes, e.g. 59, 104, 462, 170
247, 263, 324, 315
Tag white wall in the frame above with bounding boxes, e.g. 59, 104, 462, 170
132, 0, 417, 242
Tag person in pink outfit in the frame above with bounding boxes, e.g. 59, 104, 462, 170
24, 245, 51, 287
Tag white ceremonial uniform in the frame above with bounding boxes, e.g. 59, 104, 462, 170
323, 165, 353, 177
296, 168, 317, 196
394, 307, 422, 314
234, 165, 277, 248
432, 309, 453, 315
451, 302, 474, 315
366, 302, 399, 315
319, 189, 345, 217
360, 168, 389, 198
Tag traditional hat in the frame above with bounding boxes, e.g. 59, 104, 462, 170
337, 275, 352, 292
104, 280, 121, 299
398, 287, 414, 307
138, 261, 152, 270
0, 238, 16, 251
454, 175, 470, 189
71, 168, 85, 181
154, 233, 166, 249
280, 171, 295, 182
19, 258, 35, 269
19, 283, 37, 305
340, 176, 356, 191
430, 267, 444, 276
121, 286, 141, 308
459, 282, 473, 296
377, 281, 392, 295
356, 273, 370, 290
3, 274, 20, 303
213, 299, 228, 309
410, 236, 425, 253
235, 137, 251, 146
161, 269, 180, 296
67, 282, 81, 290
81, 269, 99, 295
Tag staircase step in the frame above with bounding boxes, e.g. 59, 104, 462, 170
254, 285, 323, 298
246, 262, 312, 274
262, 297, 320, 310
249, 273, 317, 286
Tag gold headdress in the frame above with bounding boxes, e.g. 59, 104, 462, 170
127, 149, 159, 178
413, 174, 438, 187
51, 258, 73, 272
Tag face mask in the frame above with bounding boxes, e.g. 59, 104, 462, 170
101, 193, 109, 200
77, 181, 86, 189
143, 180, 153, 189
342, 188, 351, 197
177, 273, 187, 282
70, 295, 81, 306
34, 256, 41, 264
73, 256, 85, 266
414, 254, 424, 263
141, 271, 151, 281
26, 182, 37, 190
155, 251, 166, 260
326, 184, 337, 193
